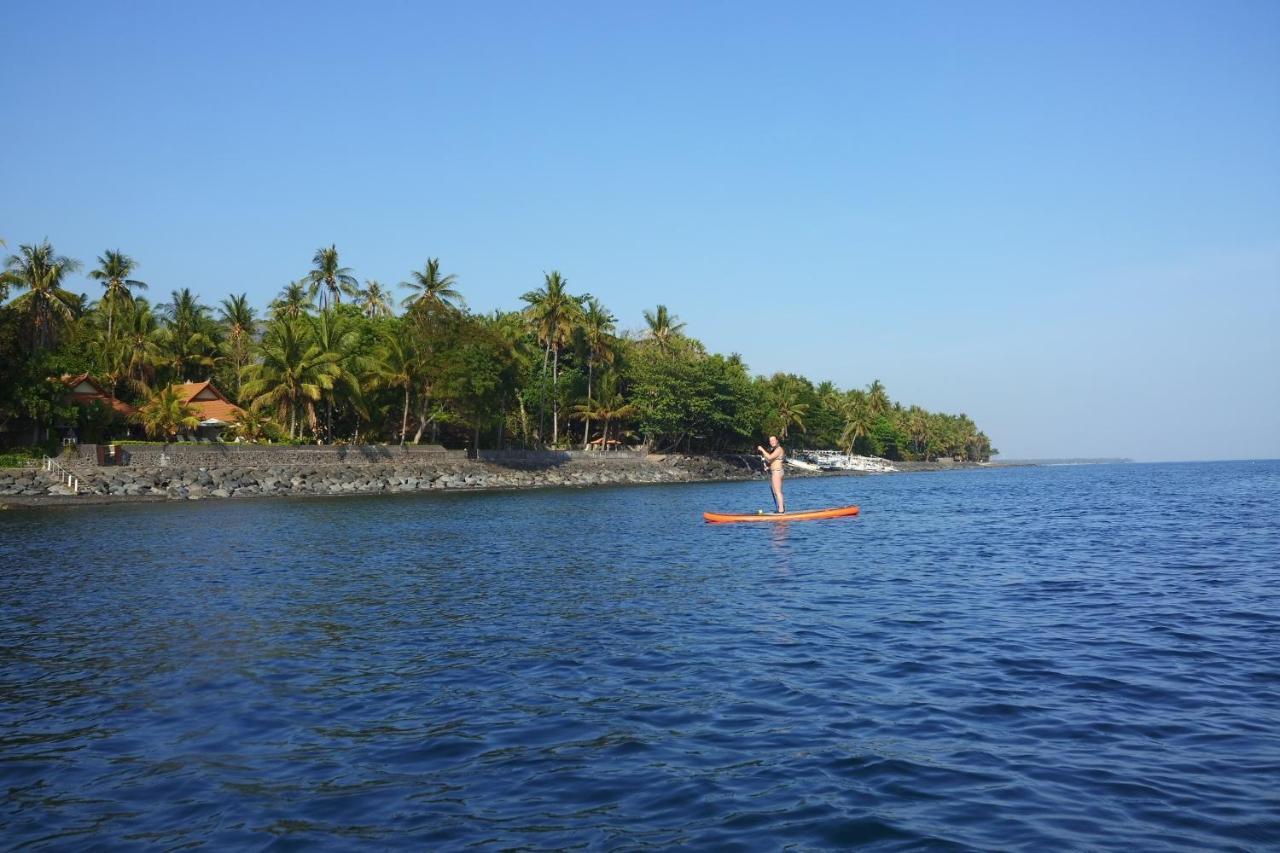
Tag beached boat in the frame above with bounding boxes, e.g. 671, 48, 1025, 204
796, 450, 897, 473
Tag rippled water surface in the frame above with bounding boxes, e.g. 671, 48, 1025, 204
3, 461, 1279, 850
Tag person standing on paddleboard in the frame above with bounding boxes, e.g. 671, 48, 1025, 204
757, 435, 785, 513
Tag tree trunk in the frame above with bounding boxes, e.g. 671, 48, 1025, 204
400, 386, 409, 445
412, 395, 429, 444
538, 342, 550, 443
582, 362, 592, 448
551, 346, 559, 446
497, 394, 506, 449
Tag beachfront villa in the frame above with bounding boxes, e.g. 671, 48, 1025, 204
62, 374, 136, 419
169, 380, 244, 440
56, 374, 137, 443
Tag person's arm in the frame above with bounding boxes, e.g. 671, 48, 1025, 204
761, 446, 783, 463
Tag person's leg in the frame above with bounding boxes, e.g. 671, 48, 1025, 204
771, 470, 784, 513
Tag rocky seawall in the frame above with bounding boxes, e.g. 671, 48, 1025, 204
0, 450, 1002, 509
0, 453, 758, 507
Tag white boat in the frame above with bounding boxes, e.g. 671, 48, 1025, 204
796, 450, 897, 473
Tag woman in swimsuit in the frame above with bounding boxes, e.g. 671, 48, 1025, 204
756, 435, 785, 513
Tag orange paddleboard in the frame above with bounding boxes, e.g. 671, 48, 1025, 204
703, 504, 860, 523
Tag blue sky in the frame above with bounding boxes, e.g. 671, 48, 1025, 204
3, 1, 1277, 461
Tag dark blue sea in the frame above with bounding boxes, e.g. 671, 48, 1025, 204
2, 461, 1278, 850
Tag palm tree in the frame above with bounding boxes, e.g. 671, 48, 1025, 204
774, 390, 808, 440
231, 407, 279, 443
907, 405, 930, 460
400, 258, 462, 314
840, 397, 874, 455
520, 271, 582, 445
581, 382, 637, 449
310, 309, 367, 442
218, 294, 258, 402
88, 250, 146, 342
1, 241, 82, 351
133, 386, 200, 441
359, 280, 395, 318
642, 304, 687, 354
116, 298, 165, 395
866, 379, 890, 418
369, 328, 420, 445
577, 295, 617, 447
242, 318, 341, 438
479, 310, 536, 448
158, 288, 218, 382
307, 244, 359, 310
272, 280, 314, 320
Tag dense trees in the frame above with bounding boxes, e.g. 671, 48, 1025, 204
0, 240, 995, 460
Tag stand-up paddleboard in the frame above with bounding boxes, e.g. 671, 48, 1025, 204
703, 505, 860, 523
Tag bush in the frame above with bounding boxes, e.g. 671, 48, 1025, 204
0, 446, 46, 468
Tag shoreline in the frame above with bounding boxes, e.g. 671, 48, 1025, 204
0, 455, 1010, 511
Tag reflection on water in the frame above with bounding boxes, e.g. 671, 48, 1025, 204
2, 462, 1279, 850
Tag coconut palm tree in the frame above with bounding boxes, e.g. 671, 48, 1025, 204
231, 407, 279, 443
369, 328, 420, 445
581, 381, 637, 449
158, 288, 219, 382
242, 318, 341, 438
1, 241, 82, 352
310, 309, 367, 442
307, 244, 359, 310
906, 405, 930, 460
88, 250, 147, 342
359, 280, 395, 318
774, 391, 808, 440
520, 271, 582, 445
133, 386, 200, 441
400, 258, 462, 314
218, 294, 257, 402
866, 379, 890, 418
577, 295, 617, 447
840, 397, 874, 455
272, 280, 314, 320
116, 299, 165, 395
642, 304, 687, 354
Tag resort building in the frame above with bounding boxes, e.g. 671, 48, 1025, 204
169, 381, 244, 440
62, 374, 137, 419
57, 374, 138, 444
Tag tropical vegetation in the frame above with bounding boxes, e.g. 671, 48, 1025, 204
0, 240, 995, 460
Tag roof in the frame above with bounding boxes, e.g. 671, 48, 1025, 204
60, 373, 136, 416
170, 380, 244, 425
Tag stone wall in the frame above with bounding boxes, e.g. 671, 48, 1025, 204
1, 453, 755, 501
78, 443, 467, 468
475, 448, 648, 467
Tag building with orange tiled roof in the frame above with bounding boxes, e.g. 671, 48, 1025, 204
62, 374, 136, 417
53, 374, 138, 445
170, 380, 245, 438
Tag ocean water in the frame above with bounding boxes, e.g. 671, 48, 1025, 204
1, 461, 1278, 850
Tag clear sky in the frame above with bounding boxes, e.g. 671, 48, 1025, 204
3, 1, 1277, 461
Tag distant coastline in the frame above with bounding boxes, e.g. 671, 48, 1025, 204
993, 457, 1133, 466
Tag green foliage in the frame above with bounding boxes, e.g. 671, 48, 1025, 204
133, 386, 200, 440
0, 446, 48, 468
627, 347, 758, 451
0, 236, 994, 457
